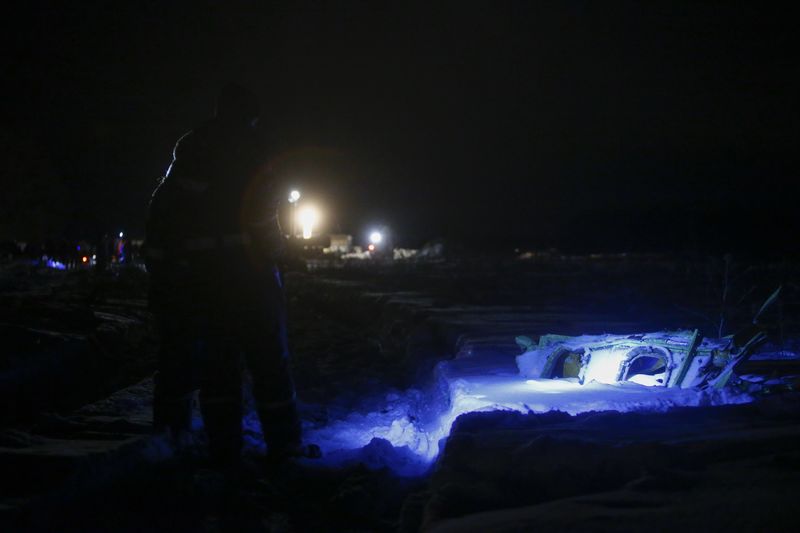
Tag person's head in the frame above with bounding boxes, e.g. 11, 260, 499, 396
215, 83, 260, 126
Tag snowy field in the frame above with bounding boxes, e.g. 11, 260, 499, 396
301, 350, 756, 476
2, 256, 800, 531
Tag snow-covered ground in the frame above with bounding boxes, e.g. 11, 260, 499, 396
300, 349, 756, 476
4, 259, 799, 531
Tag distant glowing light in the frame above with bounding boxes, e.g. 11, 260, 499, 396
368, 244, 375, 252
45, 259, 66, 270
288, 190, 301, 203
81, 256, 88, 263
369, 231, 383, 245
119, 232, 124, 238
297, 205, 319, 239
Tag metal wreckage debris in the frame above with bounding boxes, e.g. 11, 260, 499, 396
515, 328, 767, 390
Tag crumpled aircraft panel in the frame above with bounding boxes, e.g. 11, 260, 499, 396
516, 329, 765, 389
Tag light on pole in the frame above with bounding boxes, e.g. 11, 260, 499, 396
288, 190, 301, 238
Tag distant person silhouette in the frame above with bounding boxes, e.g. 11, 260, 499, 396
145, 83, 318, 467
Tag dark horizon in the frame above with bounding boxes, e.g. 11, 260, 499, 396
2, 1, 797, 253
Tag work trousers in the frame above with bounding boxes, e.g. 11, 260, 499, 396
153, 266, 301, 465
153, 315, 197, 435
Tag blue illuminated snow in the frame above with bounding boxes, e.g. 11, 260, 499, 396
45, 258, 67, 270
297, 353, 753, 476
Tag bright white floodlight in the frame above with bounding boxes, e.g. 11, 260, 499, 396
298, 205, 319, 239
369, 231, 383, 245
288, 190, 301, 203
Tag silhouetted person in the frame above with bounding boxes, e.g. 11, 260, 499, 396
145, 84, 317, 467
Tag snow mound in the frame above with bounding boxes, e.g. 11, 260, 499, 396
301, 349, 753, 475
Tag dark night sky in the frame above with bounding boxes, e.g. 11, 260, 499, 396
2, 1, 798, 252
